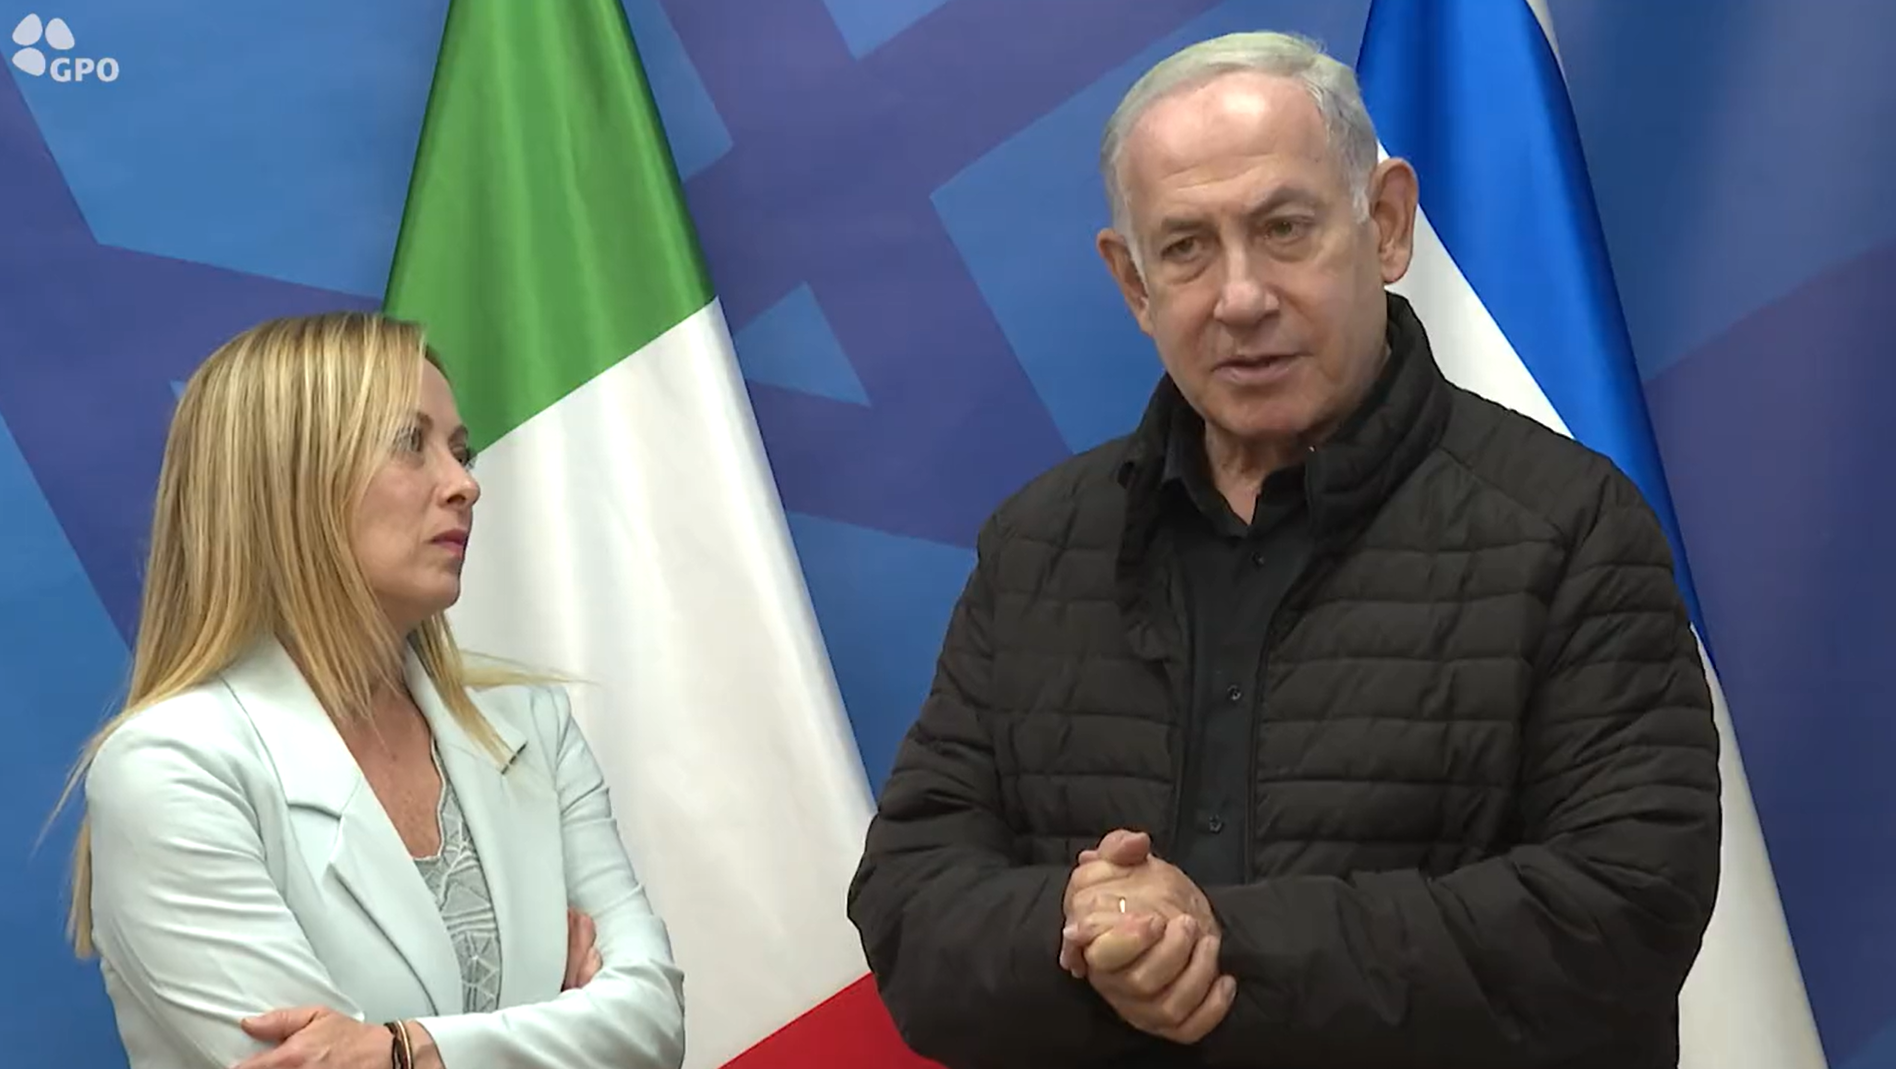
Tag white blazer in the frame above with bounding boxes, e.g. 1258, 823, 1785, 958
83, 638, 686, 1069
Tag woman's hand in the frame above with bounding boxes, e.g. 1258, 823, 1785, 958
232, 908, 600, 1069
564, 907, 603, 990
235, 1007, 399, 1069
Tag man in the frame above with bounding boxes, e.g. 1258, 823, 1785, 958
846, 30, 1720, 1069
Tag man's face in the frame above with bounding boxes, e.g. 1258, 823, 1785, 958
1099, 71, 1416, 446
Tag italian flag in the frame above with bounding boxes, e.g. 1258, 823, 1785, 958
382, 3, 930, 1067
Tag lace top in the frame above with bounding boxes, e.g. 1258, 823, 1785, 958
412, 745, 503, 1013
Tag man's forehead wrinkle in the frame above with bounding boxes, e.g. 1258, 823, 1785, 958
1120, 76, 1341, 229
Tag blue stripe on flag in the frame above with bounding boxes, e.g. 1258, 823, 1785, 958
1355, 0, 1706, 635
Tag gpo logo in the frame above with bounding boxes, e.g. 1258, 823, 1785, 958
10, 13, 118, 82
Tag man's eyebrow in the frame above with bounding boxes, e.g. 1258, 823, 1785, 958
1247, 187, 1323, 215
1154, 210, 1210, 235
1153, 187, 1325, 234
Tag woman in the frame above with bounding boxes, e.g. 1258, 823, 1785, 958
62, 312, 685, 1069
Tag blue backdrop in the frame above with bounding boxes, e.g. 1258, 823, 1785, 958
3, 1, 1892, 1064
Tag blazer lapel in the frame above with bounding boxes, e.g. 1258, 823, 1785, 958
224, 639, 464, 1016
326, 799, 465, 1016
406, 654, 567, 1008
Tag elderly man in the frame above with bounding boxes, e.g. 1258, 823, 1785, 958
846, 30, 1719, 1069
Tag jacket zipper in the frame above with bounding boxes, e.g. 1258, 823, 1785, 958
1153, 544, 1194, 859
1248, 538, 1339, 879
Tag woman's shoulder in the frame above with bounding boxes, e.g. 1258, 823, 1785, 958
101, 680, 256, 755
460, 668, 580, 748
85, 681, 263, 805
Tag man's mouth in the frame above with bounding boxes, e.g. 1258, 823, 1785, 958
1214, 353, 1299, 383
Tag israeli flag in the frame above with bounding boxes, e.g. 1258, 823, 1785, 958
1355, 1, 1827, 1066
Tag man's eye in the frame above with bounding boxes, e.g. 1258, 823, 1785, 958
1266, 218, 1312, 240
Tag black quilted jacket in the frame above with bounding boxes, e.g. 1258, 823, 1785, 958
846, 294, 1721, 1069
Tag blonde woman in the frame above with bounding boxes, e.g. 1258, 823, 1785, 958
62, 313, 685, 1069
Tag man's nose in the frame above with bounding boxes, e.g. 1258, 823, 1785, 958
1213, 249, 1278, 326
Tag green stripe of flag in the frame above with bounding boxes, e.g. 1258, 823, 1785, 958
383, 0, 714, 449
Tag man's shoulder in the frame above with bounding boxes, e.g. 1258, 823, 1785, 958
980, 436, 1133, 550
1436, 386, 1658, 544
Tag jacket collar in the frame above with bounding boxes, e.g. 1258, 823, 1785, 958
1115, 292, 1452, 610
404, 649, 528, 772
216, 634, 546, 1015
219, 636, 525, 815
218, 637, 359, 816
1119, 292, 1449, 536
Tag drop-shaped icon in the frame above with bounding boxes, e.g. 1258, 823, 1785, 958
11, 13, 42, 47
43, 17, 72, 50
12, 48, 45, 77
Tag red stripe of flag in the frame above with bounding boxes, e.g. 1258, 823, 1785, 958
720, 974, 942, 1069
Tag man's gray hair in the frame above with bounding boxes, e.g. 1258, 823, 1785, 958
1100, 32, 1380, 245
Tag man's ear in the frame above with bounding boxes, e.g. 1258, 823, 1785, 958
1367, 157, 1419, 285
1097, 228, 1155, 336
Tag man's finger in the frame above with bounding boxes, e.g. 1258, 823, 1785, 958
1161, 974, 1238, 1044
1100, 913, 1197, 997
1059, 928, 1088, 977
1150, 932, 1222, 1026
1086, 912, 1168, 973
1096, 829, 1152, 866
1061, 909, 1155, 976
1067, 857, 1138, 893
1063, 909, 1135, 948
1063, 864, 1142, 918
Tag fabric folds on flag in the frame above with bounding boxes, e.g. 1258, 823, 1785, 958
1356, 2, 1827, 1067
382, 2, 930, 1066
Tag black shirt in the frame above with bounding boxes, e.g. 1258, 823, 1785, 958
1161, 408, 1312, 889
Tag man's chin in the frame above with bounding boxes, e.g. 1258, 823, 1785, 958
1202, 402, 1316, 449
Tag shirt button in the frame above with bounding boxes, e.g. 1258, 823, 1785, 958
1250, 550, 1265, 567
1206, 814, 1225, 833
1226, 684, 1243, 703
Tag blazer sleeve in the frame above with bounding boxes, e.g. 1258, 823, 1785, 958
413, 685, 686, 1069
85, 714, 366, 1069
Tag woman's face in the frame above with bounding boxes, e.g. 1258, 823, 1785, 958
352, 361, 480, 633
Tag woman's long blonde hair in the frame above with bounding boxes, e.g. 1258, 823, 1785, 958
59, 310, 514, 956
